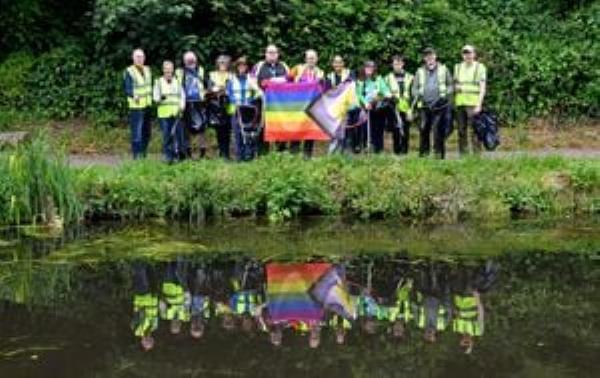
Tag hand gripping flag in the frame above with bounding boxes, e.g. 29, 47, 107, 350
306, 81, 358, 139
264, 82, 330, 142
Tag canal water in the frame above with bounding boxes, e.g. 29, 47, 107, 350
1, 218, 599, 378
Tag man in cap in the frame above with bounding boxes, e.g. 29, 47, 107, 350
412, 48, 453, 159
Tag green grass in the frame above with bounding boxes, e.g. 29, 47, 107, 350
0, 136, 599, 226
75, 153, 599, 223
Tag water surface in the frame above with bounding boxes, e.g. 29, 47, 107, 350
1, 218, 598, 377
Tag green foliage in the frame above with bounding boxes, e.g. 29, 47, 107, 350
1, 138, 598, 227
91, 0, 197, 64
0, 48, 125, 126
0, 134, 82, 225
1, 0, 599, 122
73, 154, 600, 224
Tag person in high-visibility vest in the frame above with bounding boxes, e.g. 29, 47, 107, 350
226, 56, 262, 161
208, 55, 234, 159
412, 260, 453, 343
355, 61, 392, 154
326, 55, 355, 154
412, 47, 454, 159
326, 55, 353, 89
384, 55, 414, 155
159, 261, 192, 335
178, 51, 207, 160
453, 290, 484, 353
123, 49, 153, 159
130, 263, 159, 351
289, 49, 325, 158
327, 312, 353, 344
153, 61, 186, 163
454, 44, 487, 155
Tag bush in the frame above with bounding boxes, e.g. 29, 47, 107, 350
74, 153, 600, 224
1, 0, 599, 125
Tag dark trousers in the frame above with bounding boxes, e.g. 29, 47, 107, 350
233, 115, 258, 161
456, 106, 482, 155
133, 263, 156, 294
158, 117, 184, 162
348, 123, 367, 153
289, 140, 315, 158
215, 119, 231, 159
370, 109, 386, 154
182, 102, 207, 158
257, 134, 270, 156
419, 108, 446, 159
128, 108, 152, 159
383, 107, 411, 154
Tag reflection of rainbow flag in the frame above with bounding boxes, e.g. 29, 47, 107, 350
310, 265, 357, 321
264, 82, 330, 142
266, 263, 331, 323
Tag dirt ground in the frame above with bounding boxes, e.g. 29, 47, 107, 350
7, 117, 599, 167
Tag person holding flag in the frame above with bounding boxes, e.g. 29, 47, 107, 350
254, 44, 290, 153
289, 49, 325, 158
325, 55, 355, 154
326, 55, 353, 89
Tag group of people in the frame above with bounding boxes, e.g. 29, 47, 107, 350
132, 257, 497, 353
124, 44, 488, 162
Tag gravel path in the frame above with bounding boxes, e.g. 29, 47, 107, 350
67, 148, 599, 168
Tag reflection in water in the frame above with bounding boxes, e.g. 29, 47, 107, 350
130, 257, 499, 354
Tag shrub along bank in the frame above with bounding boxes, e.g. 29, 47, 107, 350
1, 138, 598, 225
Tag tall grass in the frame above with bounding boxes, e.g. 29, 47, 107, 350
0, 134, 82, 225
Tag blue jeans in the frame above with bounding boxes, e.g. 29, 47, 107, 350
232, 115, 257, 161
158, 117, 184, 162
129, 109, 152, 159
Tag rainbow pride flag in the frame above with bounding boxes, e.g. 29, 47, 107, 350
266, 263, 331, 323
264, 82, 330, 142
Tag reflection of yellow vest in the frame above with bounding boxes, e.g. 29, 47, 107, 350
454, 62, 485, 107
155, 77, 182, 118
126, 65, 152, 109
133, 294, 159, 337
161, 282, 190, 322
453, 294, 483, 336
328, 314, 352, 329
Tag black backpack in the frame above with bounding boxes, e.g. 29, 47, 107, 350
473, 110, 500, 151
